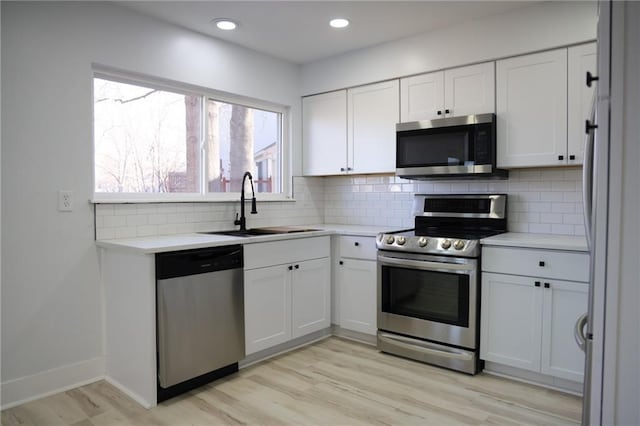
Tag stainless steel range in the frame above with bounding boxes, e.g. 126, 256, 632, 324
376, 194, 507, 374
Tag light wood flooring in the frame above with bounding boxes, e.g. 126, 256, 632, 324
2, 337, 582, 425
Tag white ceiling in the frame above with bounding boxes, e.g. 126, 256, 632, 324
117, 1, 540, 65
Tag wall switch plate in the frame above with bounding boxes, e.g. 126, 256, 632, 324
58, 190, 73, 212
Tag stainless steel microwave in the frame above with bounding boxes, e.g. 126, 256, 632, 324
395, 113, 507, 180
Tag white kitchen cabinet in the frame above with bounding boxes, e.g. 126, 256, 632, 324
336, 236, 377, 336
496, 49, 568, 168
568, 42, 597, 165
302, 90, 347, 176
400, 62, 495, 122
244, 264, 292, 354
302, 80, 399, 176
481, 246, 589, 383
292, 257, 331, 338
243, 237, 330, 355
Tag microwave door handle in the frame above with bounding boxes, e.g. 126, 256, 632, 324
378, 255, 473, 273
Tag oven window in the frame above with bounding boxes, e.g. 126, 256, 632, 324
381, 265, 470, 327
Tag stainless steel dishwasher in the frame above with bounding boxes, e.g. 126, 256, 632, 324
156, 244, 244, 402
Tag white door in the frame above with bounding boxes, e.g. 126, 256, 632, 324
444, 62, 495, 117
302, 90, 347, 176
291, 257, 331, 339
338, 258, 377, 335
480, 273, 543, 372
541, 279, 588, 382
496, 49, 568, 167
567, 43, 597, 165
244, 265, 291, 355
400, 71, 444, 122
349, 80, 400, 174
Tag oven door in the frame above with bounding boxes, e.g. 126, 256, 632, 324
377, 251, 478, 349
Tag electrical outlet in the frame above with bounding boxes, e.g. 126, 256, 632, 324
58, 190, 73, 212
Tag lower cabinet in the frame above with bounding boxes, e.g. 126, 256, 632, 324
481, 272, 588, 382
338, 258, 377, 335
335, 236, 378, 336
243, 237, 331, 355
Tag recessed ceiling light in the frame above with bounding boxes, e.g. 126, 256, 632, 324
329, 18, 350, 29
213, 19, 237, 31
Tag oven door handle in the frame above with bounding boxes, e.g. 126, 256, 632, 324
378, 255, 474, 274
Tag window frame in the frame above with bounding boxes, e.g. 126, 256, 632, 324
91, 67, 292, 203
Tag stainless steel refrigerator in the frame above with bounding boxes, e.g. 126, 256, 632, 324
578, 1, 640, 424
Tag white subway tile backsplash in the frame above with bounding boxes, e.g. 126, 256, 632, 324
95, 169, 584, 239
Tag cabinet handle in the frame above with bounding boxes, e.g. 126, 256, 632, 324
569, 154, 576, 160
558, 155, 564, 161
340, 167, 345, 172
539, 261, 545, 267
586, 71, 599, 87
445, 109, 450, 114
585, 119, 598, 134
354, 242, 359, 247
347, 167, 353, 171
295, 264, 299, 269
544, 283, 551, 289
288, 265, 293, 271
339, 261, 344, 265
535, 281, 541, 287
437, 110, 442, 115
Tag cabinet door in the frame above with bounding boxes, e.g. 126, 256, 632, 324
291, 257, 331, 339
244, 265, 291, 355
302, 90, 347, 176
349, 80, 400, 174
568, 43, 597, 165
338, 258, 377, 335
400, 71, 444, 122
497, 49, 568, 167
480, 273, 543, 372
444, 62, 495, 117
541, 280, 588, 382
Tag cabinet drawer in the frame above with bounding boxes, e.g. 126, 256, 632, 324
339, 236, 377, 260
482, 246, 589, 282
244, 236, 330, 270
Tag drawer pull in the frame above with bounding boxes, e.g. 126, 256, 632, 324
339, 261, 344, 265
544, 282, 550, 289
354, 242, 359, 247
535, 281, 541, 287
538, 261, 545, 267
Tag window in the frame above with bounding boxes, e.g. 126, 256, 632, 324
93, 73, 286, 200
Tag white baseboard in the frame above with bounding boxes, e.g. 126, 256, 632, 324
1, 357, 105, 410
103, 375, 154, 409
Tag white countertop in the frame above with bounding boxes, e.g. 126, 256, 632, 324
96, 224, 399, 254
481, 232, 589, 252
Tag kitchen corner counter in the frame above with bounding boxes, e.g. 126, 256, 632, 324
95, 224, 399, 254
481, 232, 588, 252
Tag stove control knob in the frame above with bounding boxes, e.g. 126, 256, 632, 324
453, 240, 465, 250
385, 235, 395, 245
418, 237, 428, 247
441, 239, 452, 250
396, 236, 406, 245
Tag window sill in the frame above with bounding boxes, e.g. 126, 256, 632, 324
91, 193, 296, 204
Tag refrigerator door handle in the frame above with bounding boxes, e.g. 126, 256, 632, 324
582, 96, 596, 249
574, 312, 588, 353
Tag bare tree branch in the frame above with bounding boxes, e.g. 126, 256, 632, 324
95, 89, 158, 104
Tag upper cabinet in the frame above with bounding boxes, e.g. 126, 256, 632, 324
496, 49, 568, 168
302, 80, 399, 176
568, 43, 597, 165
302, 90, 347, 176
497, 43, 596, 168
348, 80, 400, 175
400, 62, 495, 122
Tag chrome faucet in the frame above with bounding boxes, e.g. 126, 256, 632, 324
234, 171, 257, 231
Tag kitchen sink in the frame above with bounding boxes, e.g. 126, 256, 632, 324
201, 226, 320, 238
